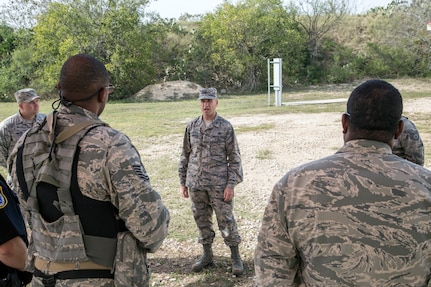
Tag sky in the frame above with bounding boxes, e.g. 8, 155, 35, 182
146, 0, 403, 19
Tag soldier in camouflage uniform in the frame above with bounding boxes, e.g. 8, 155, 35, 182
392, 116, 424, 165
8, 54, 170, 287
178, 88, 244, 275
0, 88, 45, 169
254, 79, 431, 287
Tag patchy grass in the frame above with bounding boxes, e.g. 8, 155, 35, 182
1, 78, 431, 286
256, 149, 273, 160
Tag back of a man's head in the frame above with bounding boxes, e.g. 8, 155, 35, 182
59, 54, 109, 102
347, 80, 403, 136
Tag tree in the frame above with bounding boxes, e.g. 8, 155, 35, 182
0, 0, 52, 28
287, 0, 351, 63
147, 17, 200, 82
192, 0, 307, 91
30, 0, 159, 98
0, 24, 35, 101
382, 0, 431, 76
346, 0, 431, 78
0, 23, 18, 100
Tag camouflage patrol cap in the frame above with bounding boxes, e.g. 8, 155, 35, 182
14, 88, 41, 103
198, 87, 217, 100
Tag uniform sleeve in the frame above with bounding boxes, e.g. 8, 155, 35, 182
106, 132, 169, 253
0, 209, 20, 245
400, 120, 424, 166
0, 122, 11, 168
226, 125, 243, 189
254, 178, 300, 287
178, 125, 191, 186
78, 129, 169, 253
0, 182, 27, 246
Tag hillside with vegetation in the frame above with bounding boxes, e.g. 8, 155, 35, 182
1, 0, 430, 101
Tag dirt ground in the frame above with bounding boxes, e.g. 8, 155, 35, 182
146, 81, 431, 286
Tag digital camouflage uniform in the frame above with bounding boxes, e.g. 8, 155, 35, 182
392, 116, 424, 165
0, 112, 45, 168
179, 114, 243, 246
8, 105, 170, 287
255, 139, 431, 287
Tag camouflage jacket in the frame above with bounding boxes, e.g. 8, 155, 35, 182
179, 114, 243, 189
0, 112, 45, 168
255, 139, 431, 287
392, 116, 424, 166
9, 105, 169, 254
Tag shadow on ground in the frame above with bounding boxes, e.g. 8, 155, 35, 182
149, 255, 255, 287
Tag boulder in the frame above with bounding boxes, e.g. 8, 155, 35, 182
133, 80, 203, 101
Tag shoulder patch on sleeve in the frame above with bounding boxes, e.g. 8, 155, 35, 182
133, 165, 150, 182
0, 186, 8, 209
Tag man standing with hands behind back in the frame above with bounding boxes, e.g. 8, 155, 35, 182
179, 87, 244, 276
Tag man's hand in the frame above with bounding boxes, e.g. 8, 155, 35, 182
180, 185, 189, 198
224, 187, 234, 201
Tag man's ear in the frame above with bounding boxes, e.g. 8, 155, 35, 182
341, 113, 349, 134
97, 88, 106, 103
394, 119, 404, 139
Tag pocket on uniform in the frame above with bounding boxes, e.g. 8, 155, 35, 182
31, 212, 88, 262
114, 231, 150, 287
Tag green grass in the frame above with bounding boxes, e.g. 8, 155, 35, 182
256, 149, 273, 160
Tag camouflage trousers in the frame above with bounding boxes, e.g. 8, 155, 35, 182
189, 187, 241, 246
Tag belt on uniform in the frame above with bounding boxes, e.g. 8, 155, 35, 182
34, 268, 114, 286
34, 257, 111, 273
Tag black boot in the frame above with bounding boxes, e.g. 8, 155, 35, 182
230, 245, 244, 276
192, 244, 214, 272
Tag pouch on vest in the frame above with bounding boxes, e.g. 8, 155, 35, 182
114, 231, 150, 287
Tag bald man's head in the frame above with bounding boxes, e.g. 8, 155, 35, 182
59, 54, 109, 102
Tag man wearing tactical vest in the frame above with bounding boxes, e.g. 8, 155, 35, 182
8, 53, 170, 287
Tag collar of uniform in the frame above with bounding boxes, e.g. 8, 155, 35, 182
337, 139, 392, 155
198, 114, 220, 126
59, 104, 100, 121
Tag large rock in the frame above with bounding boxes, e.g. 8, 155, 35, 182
133, 80, 202, 101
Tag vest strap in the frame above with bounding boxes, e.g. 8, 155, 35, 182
46, 111, 104, 145
41, 112, 106, 215
46, 111, 58, 144
34, 268, 114, 280
55, 120, 103, 144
